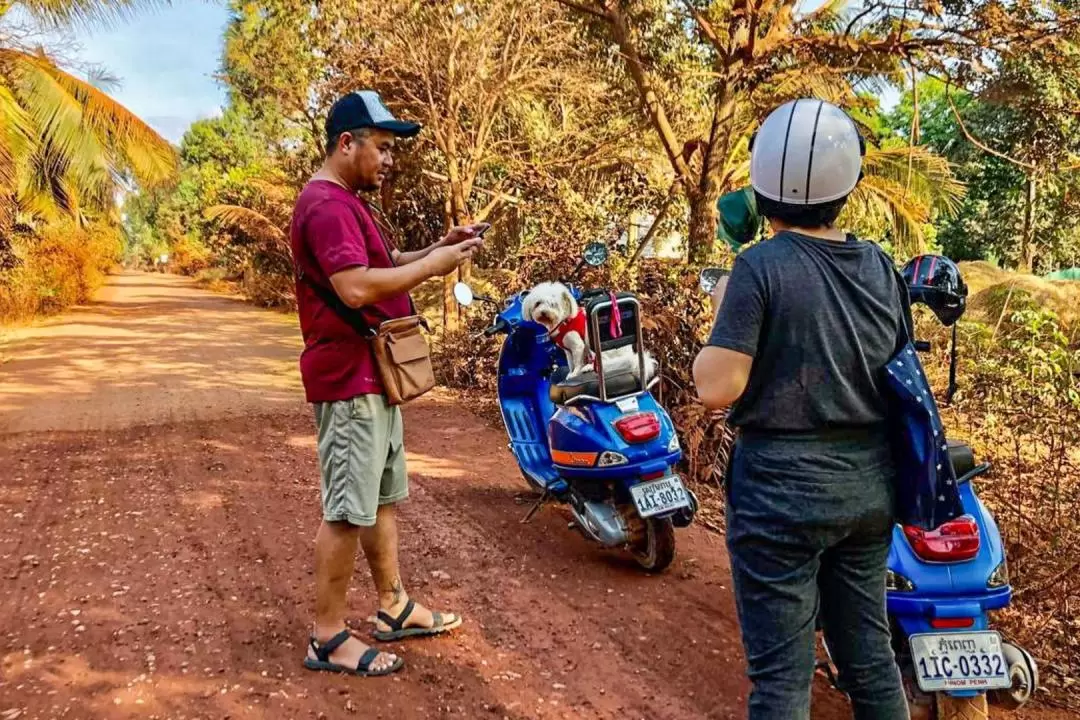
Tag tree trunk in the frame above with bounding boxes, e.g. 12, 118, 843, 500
441, 174, 473, 333
687, 75, 738, 264
1020, 175, 1037, 273
602, 3, 692, 184
687, 188, 720, 264
441, 203, 458, 333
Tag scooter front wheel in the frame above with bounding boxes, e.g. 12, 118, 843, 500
935, 693, 988, 720
629, 517, 675, 573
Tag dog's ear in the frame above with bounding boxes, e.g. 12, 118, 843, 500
560, 288, 576, 319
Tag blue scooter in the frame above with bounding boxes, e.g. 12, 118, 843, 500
454, 242, 697, 572
880, 267, 1038, 719
698, 266, 1039, 719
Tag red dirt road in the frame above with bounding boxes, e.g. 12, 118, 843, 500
0, 272, 1067, 719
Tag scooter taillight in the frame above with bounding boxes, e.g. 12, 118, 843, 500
613, 412, 661, 443
903, 516, 980, 562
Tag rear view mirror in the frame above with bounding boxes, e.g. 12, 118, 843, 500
699, 267, 729, 295
453, 282, 475, 307
583, 242, 609, 267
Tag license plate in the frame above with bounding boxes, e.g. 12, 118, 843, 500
630, 476, 691, 518
909, 631, 1011, 692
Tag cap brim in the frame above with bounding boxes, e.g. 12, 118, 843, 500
375, 120, 422, 138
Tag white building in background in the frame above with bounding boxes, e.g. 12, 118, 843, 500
615, 212, 685, 261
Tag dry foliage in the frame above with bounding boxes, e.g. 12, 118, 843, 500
0, 221, 121, 322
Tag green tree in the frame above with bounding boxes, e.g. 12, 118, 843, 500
890, 47, 1080, 272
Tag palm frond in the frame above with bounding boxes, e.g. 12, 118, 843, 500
29, 53, 177, 186
7, 48, 115, 192
0, 82, 34, 190
11, 0, 169, 30
204, 204, 288, 246
847, 174, 929, 248
863, 144, 966, 217
846, 145, 966, 252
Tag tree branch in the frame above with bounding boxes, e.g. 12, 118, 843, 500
554, 0, 607, 21
945, 83, 1036, 171
682, 0, 723, 52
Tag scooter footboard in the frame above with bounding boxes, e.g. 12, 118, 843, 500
500, 391, 562, 492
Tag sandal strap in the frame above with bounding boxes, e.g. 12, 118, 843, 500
377, 598, 416, 632
357, 647, 380, 671
311, 629, 352, 661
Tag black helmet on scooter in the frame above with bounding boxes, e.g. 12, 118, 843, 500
901, 254, 968, 327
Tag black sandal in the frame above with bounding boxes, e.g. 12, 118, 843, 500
372, 599, 463, 642
303, 629, 404, 676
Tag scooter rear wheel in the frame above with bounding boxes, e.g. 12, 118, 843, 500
935, 693, 988, 720
630, 517, 675, 573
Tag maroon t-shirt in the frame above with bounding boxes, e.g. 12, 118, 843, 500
289, 180, 413, 403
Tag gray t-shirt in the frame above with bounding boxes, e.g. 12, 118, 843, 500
707, 230, 910, 432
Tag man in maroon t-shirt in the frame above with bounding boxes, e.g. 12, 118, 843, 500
291, 90, 484, 676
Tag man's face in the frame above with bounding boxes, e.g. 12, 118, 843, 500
336, 129, 396, 192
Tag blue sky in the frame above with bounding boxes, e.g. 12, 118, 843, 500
70, 1, 231, 144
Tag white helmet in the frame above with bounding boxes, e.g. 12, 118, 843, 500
749, 98, 865, 205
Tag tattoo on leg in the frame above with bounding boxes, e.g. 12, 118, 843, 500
391, 577, 405, 606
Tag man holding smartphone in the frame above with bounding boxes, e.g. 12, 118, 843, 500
290, 90, 487, 677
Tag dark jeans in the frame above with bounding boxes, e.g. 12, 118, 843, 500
726, 430, 909, 720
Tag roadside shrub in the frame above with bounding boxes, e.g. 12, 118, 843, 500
0, 221, 122, 322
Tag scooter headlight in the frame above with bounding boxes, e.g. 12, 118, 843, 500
667, 434, 680, 453
988, 559, 1010, 588
886, 569, 916, 592
598, 451, 628, 467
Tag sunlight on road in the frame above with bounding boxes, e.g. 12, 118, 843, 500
0, 271, 305, 434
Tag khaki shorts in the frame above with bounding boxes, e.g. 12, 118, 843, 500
313, 394, 407, 527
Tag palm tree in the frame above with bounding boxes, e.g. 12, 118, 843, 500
0, 0, 177, 229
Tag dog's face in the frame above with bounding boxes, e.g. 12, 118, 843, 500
523, 282, 577, 331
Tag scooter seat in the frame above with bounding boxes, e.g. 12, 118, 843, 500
946, 439, 976, 478
549, 366, 644, 405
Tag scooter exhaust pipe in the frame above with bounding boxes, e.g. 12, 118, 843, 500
568, 494, 629, 547
989, 641, 1038, 709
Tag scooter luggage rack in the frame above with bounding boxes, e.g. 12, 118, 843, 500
563, 295, 650, 406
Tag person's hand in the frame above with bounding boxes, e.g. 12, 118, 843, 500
440, 223, 490, 246
425, 238, 483, 277
710, 274, 730, 316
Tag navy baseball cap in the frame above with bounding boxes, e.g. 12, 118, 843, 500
325, 90, 421, 141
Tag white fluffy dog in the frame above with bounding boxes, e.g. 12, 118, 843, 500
522, 281, 657, 383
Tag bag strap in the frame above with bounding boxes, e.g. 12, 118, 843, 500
366, 201, 425, 322
297, 268, 380, 337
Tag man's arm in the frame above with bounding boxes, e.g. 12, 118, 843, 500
331, 239, 482, 309
693, 347, 754, 410
692, 258, 765, 410
392, 224, 487, 266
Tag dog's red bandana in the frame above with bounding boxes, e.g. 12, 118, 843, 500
549, 308, 595, 363
549, 308, 588, 347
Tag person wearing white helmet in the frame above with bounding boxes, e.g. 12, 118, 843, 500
693, 99, 911, 720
